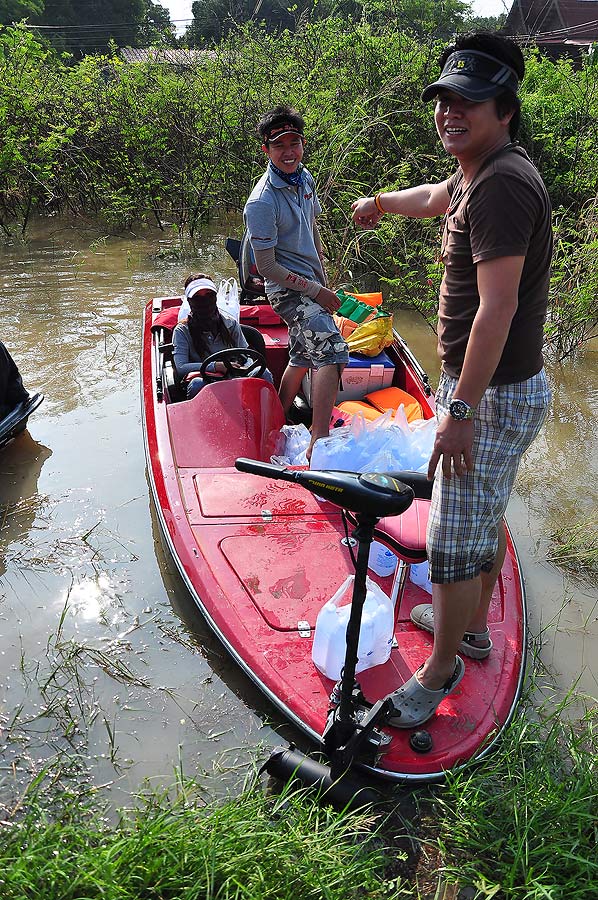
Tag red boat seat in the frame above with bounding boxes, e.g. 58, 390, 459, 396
373, 499, 429, 563
167, 377, 285, 468
347, 499, 429, 564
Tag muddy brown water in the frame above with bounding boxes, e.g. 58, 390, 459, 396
1, 218, 596, 806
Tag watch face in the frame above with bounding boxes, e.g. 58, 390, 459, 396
449, 399, 472, 420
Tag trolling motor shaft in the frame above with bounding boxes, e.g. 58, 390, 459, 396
235, 458, 429, 803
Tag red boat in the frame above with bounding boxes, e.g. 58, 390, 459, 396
141, 291, 526, 783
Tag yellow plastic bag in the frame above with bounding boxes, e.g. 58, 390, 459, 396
333, 310, 376, 339
345, 314, 394, 357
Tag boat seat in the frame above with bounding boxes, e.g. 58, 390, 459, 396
166, 377, 285, 468
348, 499, 429, 564
241, 324, 267, 358
373, 500, 430, 563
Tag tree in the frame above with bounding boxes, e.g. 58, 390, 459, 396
184, 0, 306, 44
138, 1, 176, 45
0, 0, 43, 25
36, 0, 173, 53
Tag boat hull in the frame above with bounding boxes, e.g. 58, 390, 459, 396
0, 393, 44, 451
142, 296, 526, 782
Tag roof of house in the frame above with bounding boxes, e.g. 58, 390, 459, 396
119, 47, 214, 65
505, 0, 598, 42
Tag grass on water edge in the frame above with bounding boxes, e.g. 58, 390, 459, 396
547, 517, 598, 584
426, 693, 598, 900
0, 696, 596, 900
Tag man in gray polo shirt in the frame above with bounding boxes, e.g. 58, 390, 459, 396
244, 105, 348, 462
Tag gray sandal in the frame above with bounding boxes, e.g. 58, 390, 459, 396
386, 656, 465, 728
410, 603, 493, 660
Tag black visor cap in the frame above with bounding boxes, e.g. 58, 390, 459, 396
422, 50, 519, 103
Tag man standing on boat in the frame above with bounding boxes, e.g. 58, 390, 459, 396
352, 32, 552, 726
244, 105, 349, 462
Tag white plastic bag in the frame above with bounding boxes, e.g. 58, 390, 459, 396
310, 406, 437, 474
270, 424, 311, 466
311, 574, 394, 680
177, 296, 190, 322
216, 278, 240, 322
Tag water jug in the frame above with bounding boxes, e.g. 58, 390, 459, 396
311, 575, 395, 680
410, 560, 433, 594
368, 540, 398, 577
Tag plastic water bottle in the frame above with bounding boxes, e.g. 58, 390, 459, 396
410, 561, 433, 594
312, 575, 395, 679
368, 541, 397, 577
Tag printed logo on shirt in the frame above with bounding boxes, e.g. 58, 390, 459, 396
304, 192, 312, 200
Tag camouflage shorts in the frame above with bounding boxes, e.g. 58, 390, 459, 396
269, 289, 349, 369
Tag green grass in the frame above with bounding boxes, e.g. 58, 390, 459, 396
2, 701, 596, 900
547, 518, 598, 584
0, 776, 407, 899
428, 699, 598, 900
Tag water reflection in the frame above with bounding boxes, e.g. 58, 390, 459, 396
0, 431, 52, 579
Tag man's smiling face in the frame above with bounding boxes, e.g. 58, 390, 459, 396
434, 89, 512, 165
263, 132, 305, 174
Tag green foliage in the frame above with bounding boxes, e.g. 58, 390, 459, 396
14, 0, 175, 54
432, 702, 598, 899
0, 21, 596, 353
0, 775, 405, 899
0, 0, 43, 24
546, 199, 598, 358
522, 51, 598, 209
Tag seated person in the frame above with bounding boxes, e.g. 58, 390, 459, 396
0, 341, 30, 419
173, 273, 273, 400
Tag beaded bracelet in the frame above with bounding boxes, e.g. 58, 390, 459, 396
374, 193, 387, 214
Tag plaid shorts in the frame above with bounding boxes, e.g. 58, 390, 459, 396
427, 369, 551, 584
269, 289, 348, 369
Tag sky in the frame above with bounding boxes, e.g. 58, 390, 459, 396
159, 0, 512, 30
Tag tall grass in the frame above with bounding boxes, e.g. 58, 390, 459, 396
547, 516, 598, 584
0, 775, 407, 899
429, 698, 598, 899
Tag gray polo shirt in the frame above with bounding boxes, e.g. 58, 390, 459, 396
243, 164, 325, 296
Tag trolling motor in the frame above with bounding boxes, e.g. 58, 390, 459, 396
235, 458, 432, 806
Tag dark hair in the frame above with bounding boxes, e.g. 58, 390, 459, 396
184, 271, 209, 288
257, 105, 305, 143
183, 272, 235, 358
439, 32, 524, 140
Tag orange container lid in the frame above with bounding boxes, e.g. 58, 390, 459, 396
350, 291, 383, 307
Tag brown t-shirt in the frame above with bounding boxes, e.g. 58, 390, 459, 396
438, 145, 552, 385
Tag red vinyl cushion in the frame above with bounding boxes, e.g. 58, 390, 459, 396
374, 499, 430, 563
152, 307, 180, 332
240, 305, 282, 326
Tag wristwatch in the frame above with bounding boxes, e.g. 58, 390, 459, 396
448, 398, 476, 421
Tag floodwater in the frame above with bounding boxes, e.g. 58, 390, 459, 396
1, 218, 596, 806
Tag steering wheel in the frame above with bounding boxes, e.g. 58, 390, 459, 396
199, 347, 266, 384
